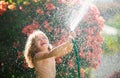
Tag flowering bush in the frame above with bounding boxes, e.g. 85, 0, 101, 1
0, 0, 104, 78
0, 1, 8, 15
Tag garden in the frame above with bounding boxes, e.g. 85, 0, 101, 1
0, 0, 120, 78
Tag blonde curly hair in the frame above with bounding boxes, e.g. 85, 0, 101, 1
24, 30, 52, 68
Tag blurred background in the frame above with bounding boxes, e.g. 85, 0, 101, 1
91, 0, 120, 78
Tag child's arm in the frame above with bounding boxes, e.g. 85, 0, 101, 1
34, 39, 73, 60
49, 40, 73, 58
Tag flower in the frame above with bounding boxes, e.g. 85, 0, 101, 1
17, 51, 23, 59
58, 0, 66, 4
46, 11, 50, 16
45, 3, 55, 10
36, 8, 44, 15
43, 20, 52, 32
54, 28, 60, 35
22, 20, 40, 36
90, 61, 99, 69
69, 59, 74, 68
79, 52, 85, 58
19, 6, 23, 10
90, 4, 100, 15
23, 59, 28, 69
56, 57, 62, 64
8, 4, 16, 10
0, 1, 8, 15
43, 20, 49, 26
80, 68, 85, 78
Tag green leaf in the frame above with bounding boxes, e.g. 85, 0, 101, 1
17, 0, 23, 4
8, 0, 12, 3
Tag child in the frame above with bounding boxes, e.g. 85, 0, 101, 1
24, 30, 74, 78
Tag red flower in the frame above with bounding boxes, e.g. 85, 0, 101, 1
0, 1, 8, 15
79, 52, 85, 58
69, 59, 74, 68
17, 51, 23, 59
56, 57, 62, 64
44, 25, 52, 32
43, 20, 49, 26
22, 20, 40, 36
36, 8, 44, 15
80, 68, 85, 78
23, 60, 28, 69
86, 41, 91, 47
43, 20, 52, 32
90, 61, 99, 69
46, 3, 55, 10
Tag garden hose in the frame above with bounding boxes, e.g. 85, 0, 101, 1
72, 39, 81, 78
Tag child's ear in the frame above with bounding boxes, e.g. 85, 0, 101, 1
48, 44, 53, 51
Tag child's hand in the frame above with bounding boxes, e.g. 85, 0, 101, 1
69, 31, 76, 40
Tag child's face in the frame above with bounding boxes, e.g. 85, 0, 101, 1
35, 34, 49, 51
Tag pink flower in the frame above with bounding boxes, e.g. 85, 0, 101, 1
86, 41, 91, 47
90, 4, 100, 15
90, 61, 99, 69
79, 52, 85, 58
19, 6, 23, 11
43, 20, 49, 26
86, 51, 93, 60
69, 59, 74, 68
46, 11, 50, 16
36, 8, 44, 15
58, 0, 66, 4
46, 3, 55, 10
80, 68, 85, 78
54, 28, 60, 35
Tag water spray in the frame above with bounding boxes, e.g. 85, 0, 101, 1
69, 0, 94, 31
69, 0, 95, 78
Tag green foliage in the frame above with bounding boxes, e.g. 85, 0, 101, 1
102, 34, 120, 55
103, 14, 120, 55
106, 14, 120, 29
